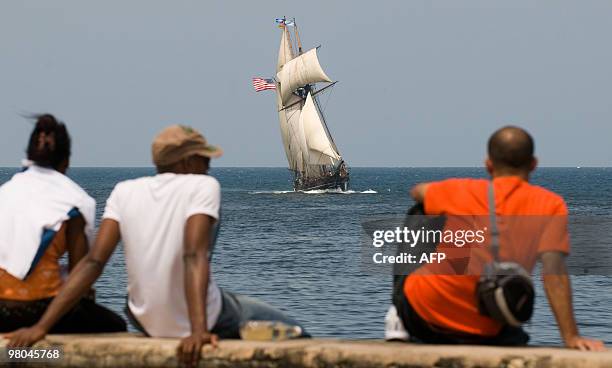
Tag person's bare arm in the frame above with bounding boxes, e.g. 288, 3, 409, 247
4, 219, 121, 347
176, 214, 218, 368
410, 183, 430, 203
540, 251, 604, 351
65, 214, 88, 271
65, 214, 96, 300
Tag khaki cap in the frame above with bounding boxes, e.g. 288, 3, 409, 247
152, 125, 222, 167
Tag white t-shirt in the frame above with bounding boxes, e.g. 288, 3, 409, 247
103, 173, 222, 338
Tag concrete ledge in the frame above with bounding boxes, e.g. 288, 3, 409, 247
2, 333, 611, 367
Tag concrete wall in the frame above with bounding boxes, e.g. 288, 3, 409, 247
1, 334, 611, 368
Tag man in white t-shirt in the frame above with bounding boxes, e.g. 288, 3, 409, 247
6, 125, 307, 366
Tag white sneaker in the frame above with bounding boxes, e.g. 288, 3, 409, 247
384, 305, 409, 341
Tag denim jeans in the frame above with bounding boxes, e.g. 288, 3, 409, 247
211, 289, 309, 339
126, 289, 309, 339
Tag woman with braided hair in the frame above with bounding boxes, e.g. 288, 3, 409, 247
0, 114, 126, 333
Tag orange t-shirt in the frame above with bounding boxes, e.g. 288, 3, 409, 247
404, 176, 569, 336
0, 224, 67, 301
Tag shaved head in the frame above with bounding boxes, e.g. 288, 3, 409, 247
487, 126, 535, 171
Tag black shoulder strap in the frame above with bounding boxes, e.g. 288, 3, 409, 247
488, 182, 500, 261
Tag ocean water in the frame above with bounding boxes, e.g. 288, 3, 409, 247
0, 167, 610, 346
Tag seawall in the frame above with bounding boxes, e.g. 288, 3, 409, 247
1, 333, 611, 368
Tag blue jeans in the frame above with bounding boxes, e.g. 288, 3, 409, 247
126, 289, 309, 339
211, 289, 310, 339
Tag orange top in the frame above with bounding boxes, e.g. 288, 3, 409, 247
0, 224, 67, 301
404, 176, 569, 336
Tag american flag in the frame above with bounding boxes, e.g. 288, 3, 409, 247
252, 77, 276, 92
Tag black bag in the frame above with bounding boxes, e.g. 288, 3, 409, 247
476, 183, 534, 326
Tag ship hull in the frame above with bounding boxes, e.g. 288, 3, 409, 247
294, 172, 349, 192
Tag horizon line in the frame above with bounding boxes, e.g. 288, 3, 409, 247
1, 166, 610, 169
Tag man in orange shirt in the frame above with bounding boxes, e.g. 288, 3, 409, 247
398, 126, 603, 350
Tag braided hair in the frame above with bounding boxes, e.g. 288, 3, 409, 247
26, 114, 71, 170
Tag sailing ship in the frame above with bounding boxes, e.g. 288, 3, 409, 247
274, 18, 349, 191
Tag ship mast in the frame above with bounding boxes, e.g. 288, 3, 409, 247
280, 16, 294, 57
293, 18, 303, 55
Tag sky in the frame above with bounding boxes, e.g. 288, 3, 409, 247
1, 1, 611, 167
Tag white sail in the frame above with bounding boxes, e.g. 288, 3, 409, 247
277, 93, 294, 167
277, 25, 304, 171
277, 26, 294, 72
278, 94, 310, 173
300, 92, 341, 166
276, 48, 332, 105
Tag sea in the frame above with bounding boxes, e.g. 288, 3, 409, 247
1, 167, 611, 346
